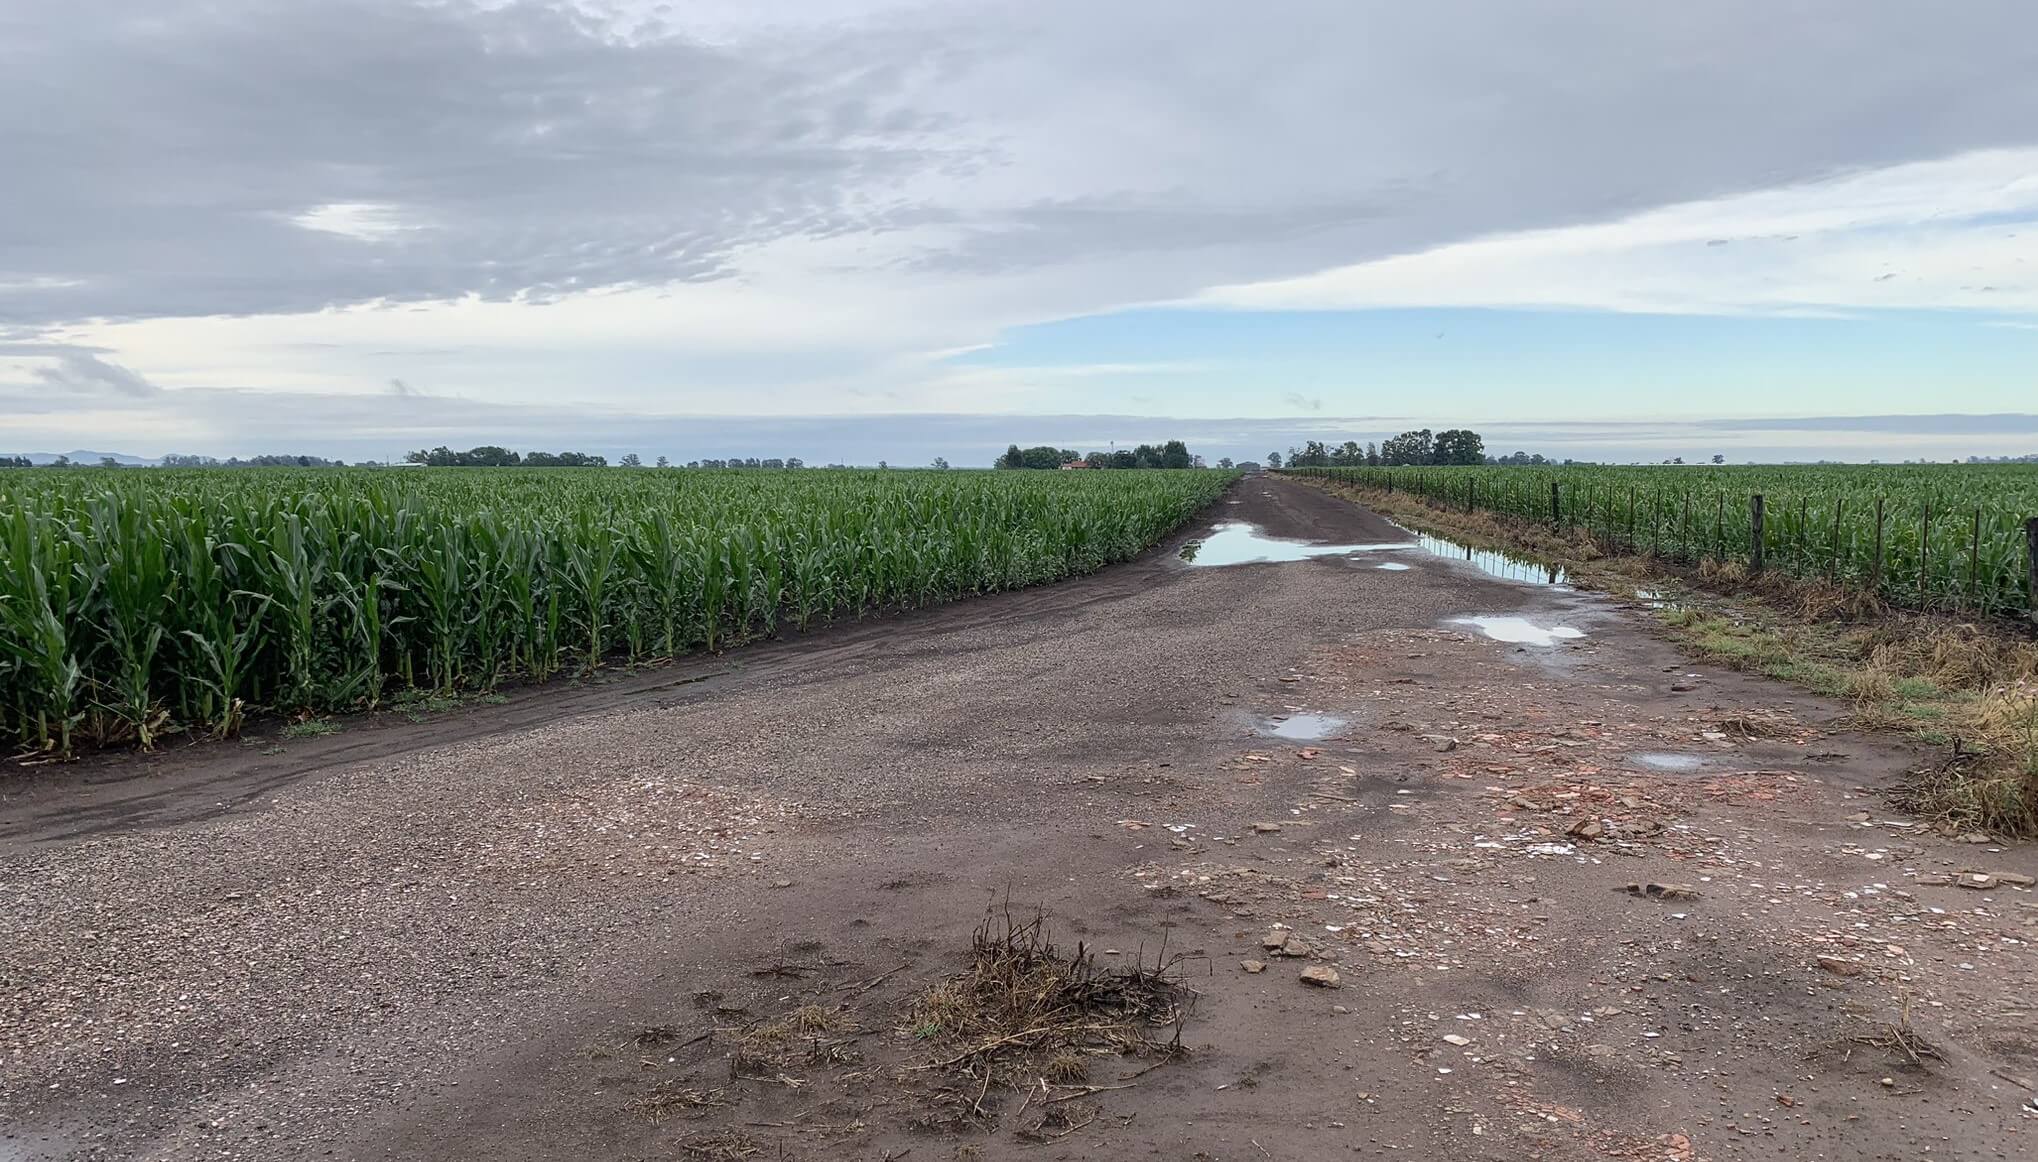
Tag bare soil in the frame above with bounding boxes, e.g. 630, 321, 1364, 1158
4, 476, 2035, 1161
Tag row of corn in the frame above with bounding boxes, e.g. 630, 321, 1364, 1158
0, 468, 1234, 756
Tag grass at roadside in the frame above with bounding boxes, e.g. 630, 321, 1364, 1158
1295, 476, 2038, 836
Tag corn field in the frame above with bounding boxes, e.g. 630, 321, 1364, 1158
1284, 464, 2038, 618
0, 467, 1233, 756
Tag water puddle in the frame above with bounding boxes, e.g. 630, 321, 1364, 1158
1374, 562, 1411, 571
1181, 521, 1415, 567
1630, 752, 1707, 772
1408, 531, 1567, 586
1257, 712, 1348, 740
1634, 587, 1686, 612
1453, 616, 1586, 647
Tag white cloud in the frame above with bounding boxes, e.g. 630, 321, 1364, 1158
290, 203, 423, 242
1199, 149, 2038, 317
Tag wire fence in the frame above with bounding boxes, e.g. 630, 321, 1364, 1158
1284, 465, 2038, 622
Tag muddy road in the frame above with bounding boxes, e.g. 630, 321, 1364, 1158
4, 475, 2035, 1161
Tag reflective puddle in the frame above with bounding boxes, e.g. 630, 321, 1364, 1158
1375, 562, 1412, 571
1453, 615, 1586, 646
1257, 712, 1349, 740
1630, 752, 1707, 772
1181, 521, 1416, 566
1409, 531, 1567, 586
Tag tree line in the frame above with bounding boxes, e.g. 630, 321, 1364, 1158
1270, 428, 1487, 469
997, 440, 1196, 469
2, 454, 349, 468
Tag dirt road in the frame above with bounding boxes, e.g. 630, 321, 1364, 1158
5, 475, 2035, 1161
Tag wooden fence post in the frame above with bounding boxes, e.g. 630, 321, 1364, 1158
1749, 494, 1765, 573
1968, 507, 1982, 611
1870, 497, 1885, 593
2025, 517, 2038, 626
1920, 506, 1932, 607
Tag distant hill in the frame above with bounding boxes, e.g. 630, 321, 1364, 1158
1, 450, 156, 466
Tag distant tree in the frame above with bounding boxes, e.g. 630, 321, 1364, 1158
619, 453, 643, 468
224, 454, 346, 467
1711, 453, 1726, 465
878, 460, 888, 469
1236, 460, 1260, 472
0, 456, 31, 468
1160, 439, 1192, 469
655, 455, 670, 468
997, 444, 1025, 469
786, 457, 804, 469
931, 456, 950, 469
1286, 441, 1330, 467
97, 456, 122, 468
521, 450, 606, 467
1432, 429, 1484, 465
1015, 445, 1075, 469
1380, 429, 1435, 466
159, 453, 220, 468
50, 455, 73, 468
1364, 441, 1380, 466
1216, 457, 1234, 469
1264, 451, 1282, 468
1109, 450, 1137, 469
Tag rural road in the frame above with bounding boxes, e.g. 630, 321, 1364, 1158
5, 475, 2035, 1160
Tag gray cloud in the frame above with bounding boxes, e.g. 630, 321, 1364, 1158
0, 0, 956, 326
5, 0, 2037, 339
31, 350, 160, 397
1281, 392, 1323, 413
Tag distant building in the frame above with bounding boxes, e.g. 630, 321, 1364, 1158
1058, 460, 1093, 469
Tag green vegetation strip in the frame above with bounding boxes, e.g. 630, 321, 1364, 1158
0, 468, 1235, 756
1285, 464, 2038, 618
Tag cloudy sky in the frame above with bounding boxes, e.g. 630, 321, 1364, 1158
5, 0, 2038, 464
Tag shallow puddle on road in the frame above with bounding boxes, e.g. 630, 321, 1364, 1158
1408, 531, 1567, 586
1630, 752, 1708, 772
1453, 616, 1586, 646
1180, 521, 1415, 566
1257, 712, 1349, 740
1375, 562, 1412, 571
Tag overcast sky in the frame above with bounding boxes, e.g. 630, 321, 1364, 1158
5, 1, 2038, 464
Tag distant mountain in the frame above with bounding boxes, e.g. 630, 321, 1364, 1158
1, 450, 156, 466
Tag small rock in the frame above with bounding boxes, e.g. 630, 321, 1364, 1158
1619, 882, 1698, 901
1241, 959, 1266, 974
1879, 1076, 1895, 1088
1669, 683, 1696, 693
1433, 738, 1458, 753
1441, 1034, 1471, 1046
1955, 873, 1997, 891
1332, 1004, 1350, 1015
1566, 818, 1605, 841
1816, 955, 1861, 977
1300, 965, 1341, 988
1995, 872, 2036, 888
1915, 874, 1953, 887
1252, 822, 1283, 834
770, 880, 794, 889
